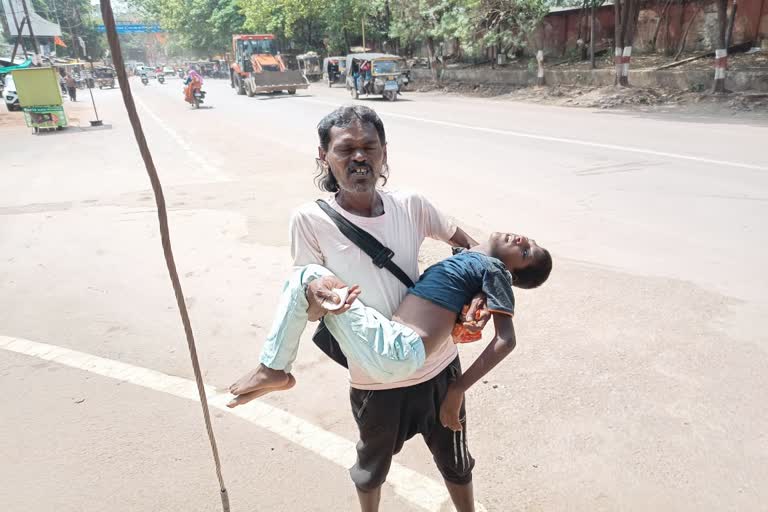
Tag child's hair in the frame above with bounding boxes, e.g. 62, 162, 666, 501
512, 249, 552, 289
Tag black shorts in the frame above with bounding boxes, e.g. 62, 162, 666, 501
349, 357, 474, 491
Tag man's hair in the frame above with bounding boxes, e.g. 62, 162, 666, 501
315, 105, 388, 192
512, 249, 552, 289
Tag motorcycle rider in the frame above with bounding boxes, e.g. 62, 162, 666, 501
359, 60, 371, 94
183, 67, 204, 104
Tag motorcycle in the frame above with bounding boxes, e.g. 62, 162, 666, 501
191, 88, 206, 108
141, 75, 149, 86
157, 74, 165, 84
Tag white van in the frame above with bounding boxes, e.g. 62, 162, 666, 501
3, 74, 20, 111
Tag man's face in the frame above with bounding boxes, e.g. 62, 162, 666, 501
319, 120, 387, 194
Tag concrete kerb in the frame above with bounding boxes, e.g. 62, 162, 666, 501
411, 67, 768, 92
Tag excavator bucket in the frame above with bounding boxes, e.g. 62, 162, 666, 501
246, 69, 309, 93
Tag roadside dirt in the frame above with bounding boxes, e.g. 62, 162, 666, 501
416, 48, 768, 73
416, 81, 768, 115
412, 48, 768, 115
0, 107, 26, 128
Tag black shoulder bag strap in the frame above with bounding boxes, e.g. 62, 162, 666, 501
310, 199, 414, 369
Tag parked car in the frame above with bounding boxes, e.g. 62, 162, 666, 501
3, 74, 20, 111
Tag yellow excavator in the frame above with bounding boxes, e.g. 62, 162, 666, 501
229, 34, 309, 96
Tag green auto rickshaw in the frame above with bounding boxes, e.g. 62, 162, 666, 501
345, 53, 405, 101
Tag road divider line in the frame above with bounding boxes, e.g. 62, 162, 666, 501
133, 95, 229, 183
0, 335, 486, 512
301, 98, 767, 171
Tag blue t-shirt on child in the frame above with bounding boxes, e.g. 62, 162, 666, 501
408, 251, 515, 317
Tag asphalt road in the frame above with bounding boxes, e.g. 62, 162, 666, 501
1, 77, 767, 512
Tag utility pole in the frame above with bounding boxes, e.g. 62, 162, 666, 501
70, 0, 81, 60
19, 0, 41, 57
9, 3, 29, 61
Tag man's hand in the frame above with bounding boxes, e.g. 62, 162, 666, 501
461, 293, 490, 333
439, 382, 465, 432
305, 276, 361, 321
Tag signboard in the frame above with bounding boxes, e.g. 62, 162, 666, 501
23, 105, 68, 129
12, 67, 62, 107
1, 0, 62, 36
14, 67, 67, 130
96, 24, 163, 33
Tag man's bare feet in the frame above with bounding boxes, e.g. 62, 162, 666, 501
227, 364, 296, 408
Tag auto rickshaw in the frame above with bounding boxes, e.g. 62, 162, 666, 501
94, 66, 116, 89
297, 52, 322, 82
323, 56, 346, 87
345, 53, 404, 101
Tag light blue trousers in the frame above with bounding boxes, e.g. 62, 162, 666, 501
259, 264, 426, 382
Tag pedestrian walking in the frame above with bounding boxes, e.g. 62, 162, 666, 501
65, 74, 77, 102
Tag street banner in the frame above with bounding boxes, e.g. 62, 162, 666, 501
23, 105, 68, 129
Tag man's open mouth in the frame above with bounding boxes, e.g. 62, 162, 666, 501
349, 167, 371, 176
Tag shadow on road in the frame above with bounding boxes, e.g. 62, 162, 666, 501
31, 124, 114, 137
351, 95, 414, 103
252, 94, 317, 101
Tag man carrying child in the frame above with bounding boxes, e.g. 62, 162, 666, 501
229, 105, 551, 512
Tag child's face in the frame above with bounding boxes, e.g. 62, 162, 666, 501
489, 232, 544, 271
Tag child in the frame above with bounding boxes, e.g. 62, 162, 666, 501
228, 232, 551, 406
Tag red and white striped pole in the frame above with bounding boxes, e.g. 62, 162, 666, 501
714, 48, 727, 92
621, 46, 632, 85
536, 50, 545, 86
614, 46, 622, 84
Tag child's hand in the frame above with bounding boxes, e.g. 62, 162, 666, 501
439, 383, 465, 432
462, 293, 490, 332
306, 276, 361, 321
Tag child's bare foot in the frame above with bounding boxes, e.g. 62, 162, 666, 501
227, 364, 296, 408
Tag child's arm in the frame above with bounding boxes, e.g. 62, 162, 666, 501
439, 313, 516, 431
450, 228, 492, 333
449, 226, 479, 249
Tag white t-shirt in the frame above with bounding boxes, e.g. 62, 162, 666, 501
290, 189, 459, 390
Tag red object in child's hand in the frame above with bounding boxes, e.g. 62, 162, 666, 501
451, 306, 483, 344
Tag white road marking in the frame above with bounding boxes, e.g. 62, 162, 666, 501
302, 98, 768, 171
133, 95, 229, 183
0, 335, 486, 512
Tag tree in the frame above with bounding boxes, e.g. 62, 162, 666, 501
390, 0, 488, 79
31, 0, 106, 59
475, 0, 548, 60
713, 0, 728, 92
389, 0, 452, 79
238, 0, 329, 50
130, 0, 244, 55
613, 0, 639, 86
321, 0, 368, 53
582, 0, 605, 69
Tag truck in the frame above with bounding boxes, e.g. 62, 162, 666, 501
229, 34, 309, 96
